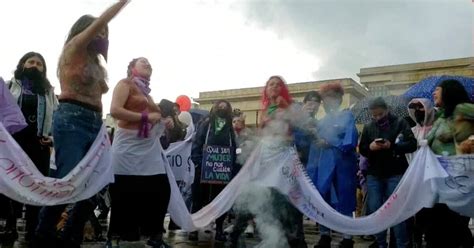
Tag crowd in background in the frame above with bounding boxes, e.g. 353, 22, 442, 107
0, 1, 473, 248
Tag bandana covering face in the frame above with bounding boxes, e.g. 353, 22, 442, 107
234, 126, 243, 134
88, 37, 109, 61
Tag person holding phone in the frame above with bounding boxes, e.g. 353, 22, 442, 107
359, 97, 417, 248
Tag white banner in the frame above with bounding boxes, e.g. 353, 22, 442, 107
1, 119, 473, 235
0, 122, 114, 206
167, 136, 474, 235
435, 155, 474, 217
164, 135, 195, 189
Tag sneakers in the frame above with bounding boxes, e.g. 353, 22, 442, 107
146, 239, 171, 248
224, 224, 234, 234
313, 235, 331, 248
244, 224, 255, 238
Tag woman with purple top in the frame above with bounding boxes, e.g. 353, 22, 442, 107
107, 57, 172, 248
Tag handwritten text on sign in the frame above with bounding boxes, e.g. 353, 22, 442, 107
201, 145, 233, 184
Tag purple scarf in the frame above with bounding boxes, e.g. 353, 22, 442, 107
133, 76, 151, 96
21, 79, 34, 95
137, 113, 151, 138
133, 77, 151, 138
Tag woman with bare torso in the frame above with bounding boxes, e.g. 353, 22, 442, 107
35, 1, 130, 248
107, 57, 172, 248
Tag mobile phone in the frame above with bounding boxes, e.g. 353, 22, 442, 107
375, 138, 385, 144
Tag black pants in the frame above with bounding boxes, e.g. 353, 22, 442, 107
108, 174, 171, 241
3, 131, 50, 239
420, 204, 472, 248
230, 188, 302, 244
191, 167, 227, 233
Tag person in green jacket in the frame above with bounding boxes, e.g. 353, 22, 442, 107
453, 103, 474, 154
424, 79, 473, 248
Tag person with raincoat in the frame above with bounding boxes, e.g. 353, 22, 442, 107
403, 98, 436, 248
307, 82, 359, 248
407, 98, 436, 143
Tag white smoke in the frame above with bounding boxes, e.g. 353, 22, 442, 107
234, 184, 289, 248
231, 104, 316, 247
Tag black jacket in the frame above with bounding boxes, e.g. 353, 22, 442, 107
191, 118, 237, 175
359, 113, 417, 178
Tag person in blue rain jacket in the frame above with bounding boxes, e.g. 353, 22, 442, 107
306, 82, 358, 248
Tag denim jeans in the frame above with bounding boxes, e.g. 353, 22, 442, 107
367, 175, 408, 248
36, 102, 102, 245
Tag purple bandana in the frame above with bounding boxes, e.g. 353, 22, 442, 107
21, 79, 34, 95
133, 76, 151, 96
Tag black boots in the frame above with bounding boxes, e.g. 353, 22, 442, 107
314, 235, 331, 248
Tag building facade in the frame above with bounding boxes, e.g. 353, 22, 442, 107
195, 57, 473, 126
196, 78, 368, 126
104, 57, 473, 128
358, 57, 474, 96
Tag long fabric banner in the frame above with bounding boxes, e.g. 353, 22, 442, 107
0, 122, 114, 206
164, 134, 195, 190
1, 120, 473, 235
167, 136, 474, 235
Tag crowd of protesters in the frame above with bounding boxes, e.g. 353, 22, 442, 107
0, 1, 473, 248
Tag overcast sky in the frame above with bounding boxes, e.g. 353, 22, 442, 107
1, 0, 472, 114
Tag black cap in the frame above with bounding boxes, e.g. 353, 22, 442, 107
159, 99, 175, 118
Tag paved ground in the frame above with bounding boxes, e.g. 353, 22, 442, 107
2, 217, 473, 247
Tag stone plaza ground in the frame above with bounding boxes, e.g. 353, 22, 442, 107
2, 216, 473, 247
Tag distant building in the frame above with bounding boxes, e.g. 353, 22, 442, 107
104, 57, 473, 127
195, 78, 368, 127
196, 57, 473, 127
359, 57, 474, 96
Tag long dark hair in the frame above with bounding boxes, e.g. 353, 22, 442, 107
14, 52, 52, 95
65, 15, 108, 45
438, 79, 471, 117
58, 15, 108, 77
